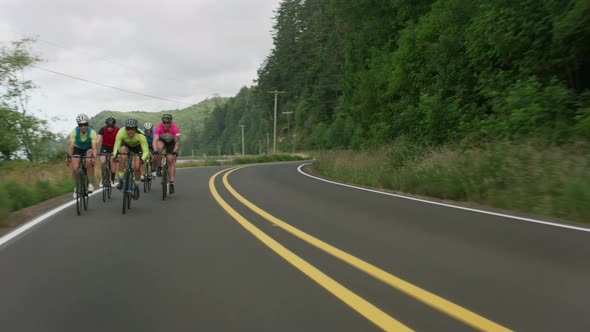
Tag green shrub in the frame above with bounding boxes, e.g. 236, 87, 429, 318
1, 180, 39, 211
0, 186, 11, 226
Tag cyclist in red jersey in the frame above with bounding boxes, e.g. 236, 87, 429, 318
97, 116, 119, 187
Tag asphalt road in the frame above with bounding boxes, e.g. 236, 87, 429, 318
0, 161, 588, 331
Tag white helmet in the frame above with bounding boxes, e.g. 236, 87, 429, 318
76, 113, 90, 124
144, 122, 153, 130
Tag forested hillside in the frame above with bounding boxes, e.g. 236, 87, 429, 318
90, 97, 227, 156
199, 0, 590, 154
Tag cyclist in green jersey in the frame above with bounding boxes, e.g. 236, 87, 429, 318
66, 113, 98, 197
113, 118, 150, 197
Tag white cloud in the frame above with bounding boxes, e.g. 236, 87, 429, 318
0, 0, 279, 135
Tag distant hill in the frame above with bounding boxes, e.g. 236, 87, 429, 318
89, 96, 228, 130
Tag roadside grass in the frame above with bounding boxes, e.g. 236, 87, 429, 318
0, 160, 75, 227
312, 140, 590, 224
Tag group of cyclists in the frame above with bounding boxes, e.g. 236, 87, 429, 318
66, 113, 181, 200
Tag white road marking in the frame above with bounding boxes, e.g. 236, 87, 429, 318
297, 163, 590, 233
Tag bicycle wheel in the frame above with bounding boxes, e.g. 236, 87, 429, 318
122, 171, 130, 214
128, 178, 133, 209
102, 164, 109, 202
75, 171, 82, 215
82, 169, 88, 211
143, 164, 149, 193
161, 164, 168, 200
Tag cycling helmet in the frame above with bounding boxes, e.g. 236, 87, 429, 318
143, 122, 153, 130
76, 113, 90, 124
162, 114, 172, 123
105, 116, 116, 126
124, 117, 138, 128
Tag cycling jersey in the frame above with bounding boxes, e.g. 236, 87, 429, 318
98, 126, 119, 147
113, 128, 150, 162
141, 128, 154, 147
154, 122, 180, 143
69, 127, 97, 150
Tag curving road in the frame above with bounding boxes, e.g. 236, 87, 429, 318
0, 161, 589, 331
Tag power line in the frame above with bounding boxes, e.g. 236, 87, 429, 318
12, 29, 189, 85
30, 65, 194, 106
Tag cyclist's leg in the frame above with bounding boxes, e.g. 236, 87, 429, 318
132, 148, 142, 199
85, 149, 95, 192
133, 155, 142, 182
71, 147, 83, 196
117, 146, 129, 189
164, 142, 176, 193
140, 151, 146, 180
155, 140, 165, 176
109, 151, 117, 183
100, 152, 107, 186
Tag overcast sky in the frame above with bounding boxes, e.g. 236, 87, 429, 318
0, 0, 281, 135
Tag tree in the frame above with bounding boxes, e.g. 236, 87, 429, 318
0, 38, 52, 161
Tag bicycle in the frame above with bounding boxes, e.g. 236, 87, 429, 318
69, 154, 92, 215
117, 151, 140, 214
157, 152, 176, 200
143, 152, 153, 193
98, 152, 113, 202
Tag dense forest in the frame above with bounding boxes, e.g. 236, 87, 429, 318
198, 0, 590, 155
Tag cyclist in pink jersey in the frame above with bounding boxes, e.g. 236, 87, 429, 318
153, 113, 181, 193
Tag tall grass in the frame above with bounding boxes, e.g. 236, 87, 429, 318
313, 140, 590, 223
0, 160, 75, 227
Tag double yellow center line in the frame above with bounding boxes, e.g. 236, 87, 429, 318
209, 166, 512, 331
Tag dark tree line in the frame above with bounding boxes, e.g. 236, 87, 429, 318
199, 0, 590, 155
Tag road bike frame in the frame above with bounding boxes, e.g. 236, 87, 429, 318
118, 151, 140, 214
98, 152, 113, 202
71, 154, 91, 215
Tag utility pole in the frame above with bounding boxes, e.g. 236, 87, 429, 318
282, 111, 293, 152
266, 133, 270, 154
240, 125, 246, 155
268, 90, 285, 153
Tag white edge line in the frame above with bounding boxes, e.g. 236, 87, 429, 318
297, 163, 590, 233
0, 191, 101, 248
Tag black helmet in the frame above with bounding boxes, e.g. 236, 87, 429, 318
105, 116, 116, 126
162, 114, 172, 123
124, 118, 138, 128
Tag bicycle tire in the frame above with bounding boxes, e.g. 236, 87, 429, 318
82, 167, 88, 211
161, 163, 168, 200
122, 170, 130, 214
102, 163, 109, 202
143, 165, 149, 193
75, 171, 82, 215
127, 171, 132, 209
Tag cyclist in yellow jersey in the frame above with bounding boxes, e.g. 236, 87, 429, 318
113, 118, 150, 196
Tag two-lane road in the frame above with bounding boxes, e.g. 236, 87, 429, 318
1, 161, 588, 331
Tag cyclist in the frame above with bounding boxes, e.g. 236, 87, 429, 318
140, 122, 157, 180
96, 116, 119, 187
153, 113, 180, 194
113, 118, 150, 200
66, 113, 98, 197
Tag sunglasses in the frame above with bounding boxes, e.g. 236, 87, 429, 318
125, 127, 136, 131
78, 123, 89, 127
163, 121, 171, 125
